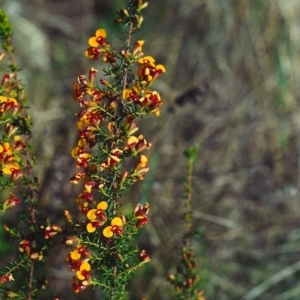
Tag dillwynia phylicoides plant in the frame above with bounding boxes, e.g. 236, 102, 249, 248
0, 0, 206, 299
0, 8, 53, 300
168, 146, 206, 300
64, 0, 166, 297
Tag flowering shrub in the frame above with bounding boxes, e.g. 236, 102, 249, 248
0, 0, 205, 299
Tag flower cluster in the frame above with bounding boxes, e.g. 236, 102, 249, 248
0, 94, 24, 181
66, 245, 92, 293
65, 7, 165, 293
0, 76, 25, 214
122, 54, 166, 116
85, 29, 112, 62
41, 224, 62, 239
19, 239, 43, 260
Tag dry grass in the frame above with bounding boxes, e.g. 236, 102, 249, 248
1, 0, 300, 299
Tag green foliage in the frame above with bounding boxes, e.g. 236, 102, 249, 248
0, 9, 13, 51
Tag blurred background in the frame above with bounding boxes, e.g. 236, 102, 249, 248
1, 0, 300, 299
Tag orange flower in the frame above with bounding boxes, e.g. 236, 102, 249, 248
140, 90, 163, 116
133, 202, 150, 228
123, 135, 151, 155
0, 96, 18, 116
70, 245, 90, 261
65, 253, 82, 272
1, 160, 19, 175
0, 142, 12, 155
13, 135, 25, 152
138, 56, 156, 67
76, 262, 91, 281
88, 29, 107, 47
123, 84, 163, 116
71, 139, 88, 158
0, 95, 17, 104
86, 201, 108, 233
137, 56, 166, 83
0, 142, 20, 175
122, 84, 141, 102
85, 29, 109, 60
100, 149, 123, 171
103, 217, 124, 238
130, 155, 149, 181
71, 139, 91, 168
67, 245, 92, 293
134, 155, 148, 170
133, 40, 145, 56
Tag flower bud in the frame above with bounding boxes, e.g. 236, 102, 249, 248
89, 67, 98, 84
133, 14, 140, 26
1, 73, 11, 87
43, 224, 62, 239
4, 123, 18, 137
137, 16, 144, 28
120, 50, 129, 59
2, 193, 20, 210
117, 8, 129, 17
140, 249, 150, 262
78, 75, 88, 86
167, 274, 176, 282
115, 17, 123, 23
30, 252, 42, 260
62, 235, 77, 246
140, 2, 149, 10
0, 273, 14, 284
19, 240, 30, 255
119, 170, 128, 188
11, 168, 22, 181
6, 292, 19, 298
100, 79, 110, 87
64, 210, 73, 223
